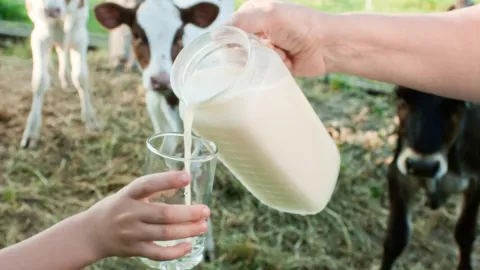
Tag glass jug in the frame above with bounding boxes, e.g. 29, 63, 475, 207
171, 26, 340, 215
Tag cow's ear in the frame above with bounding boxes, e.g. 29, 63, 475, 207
180, 2, 219, 28
94, 3, 135, 29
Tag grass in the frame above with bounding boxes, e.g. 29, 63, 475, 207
0, 49, 475, 270
1, 0, 478, 269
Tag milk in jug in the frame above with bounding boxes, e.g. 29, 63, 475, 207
171, 26, 341, 215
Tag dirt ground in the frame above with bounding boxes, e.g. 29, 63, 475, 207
0, 48, 477, 270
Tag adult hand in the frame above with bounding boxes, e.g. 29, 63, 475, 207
83, 171, 210, 261
227, 0, 327, 77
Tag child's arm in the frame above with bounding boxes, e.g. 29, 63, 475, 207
0, 212, 100, 270
0, 171, 210, 270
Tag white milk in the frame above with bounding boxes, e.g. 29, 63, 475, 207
180, 65, 340, 214
182, 72, 227, 204
183, 107, 194, 206
181, 65, 239, 206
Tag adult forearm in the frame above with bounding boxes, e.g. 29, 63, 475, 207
0, 212, 102, 270
322, 6, 480, 101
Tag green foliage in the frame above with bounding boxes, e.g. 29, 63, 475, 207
236, 0, 456, 13
0, 0, 28, 21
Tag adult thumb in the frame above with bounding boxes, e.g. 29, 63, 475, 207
224, 1, 272, 35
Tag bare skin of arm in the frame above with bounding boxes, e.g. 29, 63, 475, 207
0, 212, 101, 270
229, 1, 480, 101
324, 7, 480, 101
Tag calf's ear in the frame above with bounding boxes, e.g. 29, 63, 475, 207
94, 3, 135, 30
181, 2, 219, 28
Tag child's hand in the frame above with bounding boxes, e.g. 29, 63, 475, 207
82, 171, 210, 261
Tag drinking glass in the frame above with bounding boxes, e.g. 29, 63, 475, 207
140, 132, 218, 270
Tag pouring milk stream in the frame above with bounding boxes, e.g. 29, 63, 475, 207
181, 65, 241, 205
173, 26, 341, 215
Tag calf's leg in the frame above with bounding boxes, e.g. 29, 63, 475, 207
204, 219, 215, 261
146, 90, 182, 135
381, 170, 413, 270
70, 27, 102, 132
55, 45, 71, 91
122, 29, 138, 73
108, 26, 128, 71
455, 182, 480, 270
20, 29, 52, 148
146, 90, 182, 174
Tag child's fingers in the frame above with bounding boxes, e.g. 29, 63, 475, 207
137, 241, 193, 261
125, 171, 190, 200
139, 202, 211, 224
138, 220, 208, 242
145, 189, 179, 203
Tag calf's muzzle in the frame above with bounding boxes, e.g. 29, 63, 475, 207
405, 157, 440, 178
45, 7, 61, 18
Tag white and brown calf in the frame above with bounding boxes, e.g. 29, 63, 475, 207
94, 0, 234, 262
93, 0, 233, 136
22, 0, 101, 148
